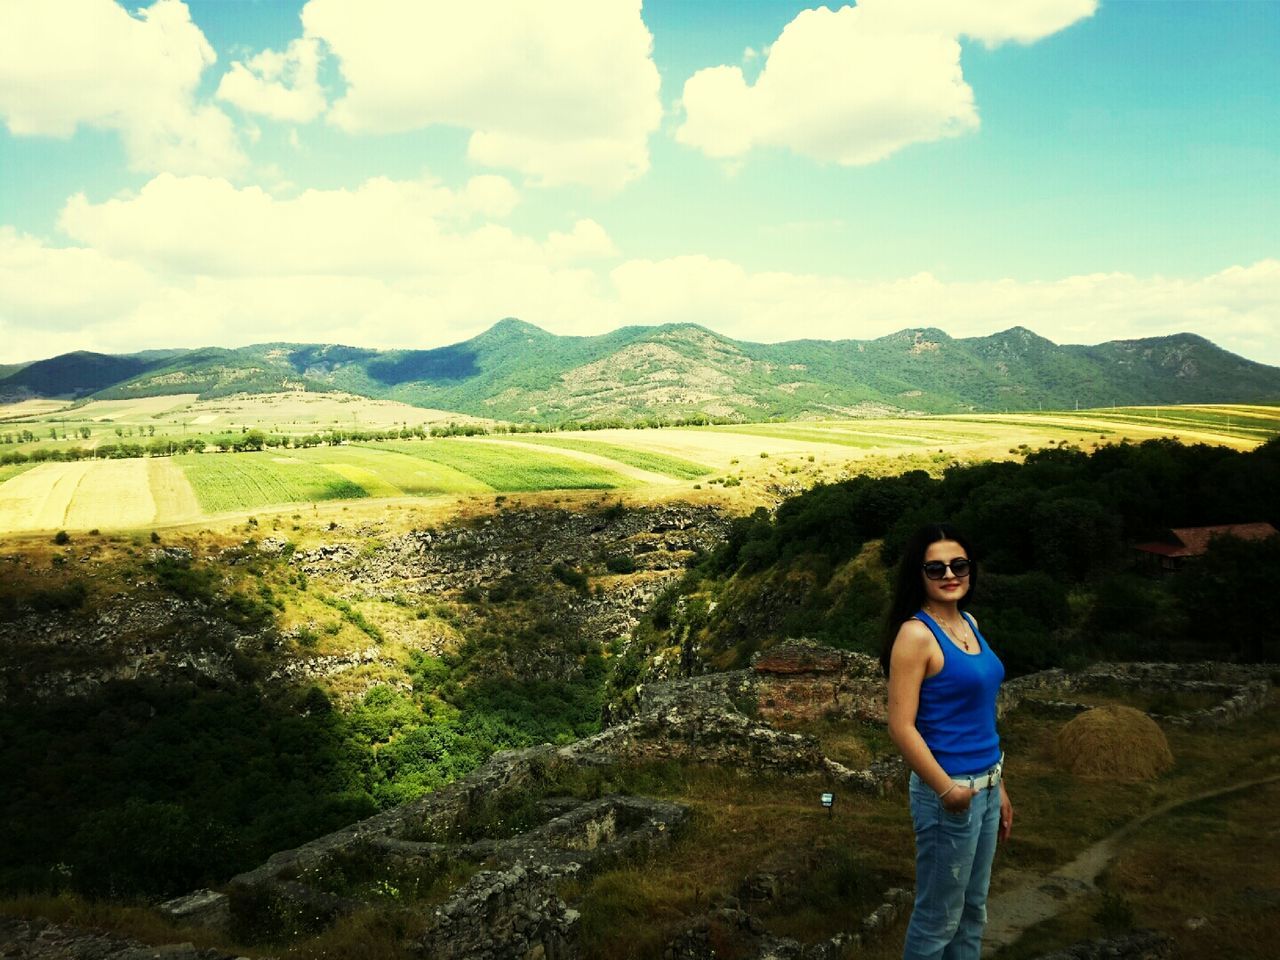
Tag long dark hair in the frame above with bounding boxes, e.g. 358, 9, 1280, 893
879, 523, 978, 676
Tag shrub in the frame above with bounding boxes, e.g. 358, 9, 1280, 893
28, 581, 89, 613
550, 561, 589, 593
605, 554, 638, 575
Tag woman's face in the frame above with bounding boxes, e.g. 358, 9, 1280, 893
922, 539, 970, 606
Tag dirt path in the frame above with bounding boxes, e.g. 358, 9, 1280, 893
982, 772, 1280, 955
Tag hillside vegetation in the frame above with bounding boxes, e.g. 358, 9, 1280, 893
628, 436, 1280, 684
3, 320, 1278, 422
2, 437, 1277, 909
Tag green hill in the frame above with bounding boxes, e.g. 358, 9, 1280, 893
3, 320, 1277, 421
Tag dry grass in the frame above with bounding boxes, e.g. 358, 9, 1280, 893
1055, 706, 1174, 781
562, 763, 913, 960
1103, 779, 1280, 959
989, 698, 1280, 957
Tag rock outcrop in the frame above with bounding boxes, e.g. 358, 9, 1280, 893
752, 641, 886, 725
0, 916, 249, 960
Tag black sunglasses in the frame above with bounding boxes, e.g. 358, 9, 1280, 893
922, 558, 972, 580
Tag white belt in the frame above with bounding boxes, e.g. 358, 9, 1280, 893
953, 755, 1003, 793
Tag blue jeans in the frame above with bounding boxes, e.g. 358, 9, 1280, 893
903, 768, 1001, 960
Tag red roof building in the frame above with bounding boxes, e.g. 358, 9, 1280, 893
1134, 522, 1279, 570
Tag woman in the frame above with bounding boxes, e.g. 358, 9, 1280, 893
882, 523, 1013, 960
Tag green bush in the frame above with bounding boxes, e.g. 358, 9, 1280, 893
605, 554, 638, 574
550, 560, 589, 593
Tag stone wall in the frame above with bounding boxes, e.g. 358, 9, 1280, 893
752, 641, 886, 726
1000, 662, 1274, 727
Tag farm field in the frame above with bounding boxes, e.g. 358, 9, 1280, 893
0, 403, 1274, 535
376, 440, 633, 491
0, 392, 488, 456
493, 434, 712, 480
289, 445, 492, 497
0, 398, 77, 421
176, 453, 369, 513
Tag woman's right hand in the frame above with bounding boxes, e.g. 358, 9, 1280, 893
941, 783, 975, 813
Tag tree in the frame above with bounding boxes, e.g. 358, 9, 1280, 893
1176, 535, 1280, 662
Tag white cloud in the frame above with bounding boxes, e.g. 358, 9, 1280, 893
608, 256, 1280, 364
299, 0, 662, 188
546, 220, 619, 264
677, 1, 1096, 167
0, 172, 622, 359
58, 172, 532, 276
4, 172, 1274, 366
217, 37, 326, 123
0, 0, 245, 175
870, 0, 1100, 47
0, 227, 160, 332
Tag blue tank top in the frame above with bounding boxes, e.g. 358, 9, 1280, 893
914, 610, 1005, 775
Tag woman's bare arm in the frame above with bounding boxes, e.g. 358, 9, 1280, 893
886, 620, 975, 810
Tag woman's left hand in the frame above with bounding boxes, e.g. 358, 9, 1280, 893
998, 783, 1014, 842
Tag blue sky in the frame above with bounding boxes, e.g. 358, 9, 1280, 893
0, 0, 1277, 364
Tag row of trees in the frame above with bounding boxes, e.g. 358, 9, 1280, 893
0, 424, 439, 464
0, 412, 744, 465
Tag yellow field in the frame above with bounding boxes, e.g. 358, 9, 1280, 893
0, 399, 72, 421
149, 457, 203, 524
67, 394, 200, 422
62, 459, 157, 529
173, 392, 488, 431
0, 461, 92, 531
0, 403, 1273, 535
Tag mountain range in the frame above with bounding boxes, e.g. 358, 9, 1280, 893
2, 320, 1277, 422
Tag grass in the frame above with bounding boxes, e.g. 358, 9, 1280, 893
1058, 404, 1280, 440
377, 439, 629, 492
0, 463, 36, 484
177, 452, 369, 512
988, 697, 1280, 957
501, 434, 713, 479
293, 445, 491, 496
554, 763, 914, 960
706, 422, 946, 449
1099, 779, 1280, 959
2, 699, 1276, 959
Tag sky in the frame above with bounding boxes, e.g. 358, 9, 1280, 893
0, 0, 1277, 365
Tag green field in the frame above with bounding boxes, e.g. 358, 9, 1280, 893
375, 440, 630, 491
177, 453, 369, 512
503, 435, 713, 479
290, 446, 493, 497
0, 463, 36, 484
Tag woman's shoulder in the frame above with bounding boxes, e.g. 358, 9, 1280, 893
894, 616, 936, 650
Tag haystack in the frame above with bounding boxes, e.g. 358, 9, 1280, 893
1055, 705, 1173, 781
